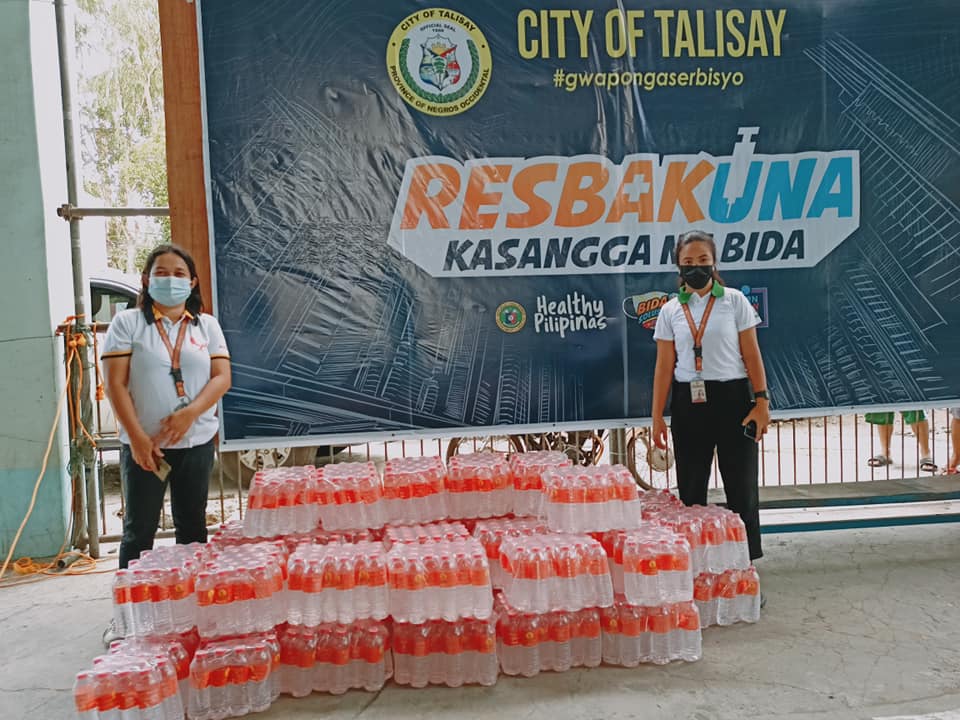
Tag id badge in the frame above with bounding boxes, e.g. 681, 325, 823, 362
690, 378, 707, 404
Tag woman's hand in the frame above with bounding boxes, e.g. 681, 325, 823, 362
652, 415, 669, 449
742, 401, 771, 442
130, 430, 162, 473
154, 406, 199, 447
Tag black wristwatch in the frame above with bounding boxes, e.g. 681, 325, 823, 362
754, 390, 769, 401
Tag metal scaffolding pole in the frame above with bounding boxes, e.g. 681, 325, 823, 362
57, 205, 170, 220
55, 0, 98, 559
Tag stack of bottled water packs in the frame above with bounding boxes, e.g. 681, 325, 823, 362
640, 491, 759, 626
78, 457, 762, 720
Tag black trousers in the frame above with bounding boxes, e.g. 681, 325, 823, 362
670, 378, 762, 560
119, 439, 214, 569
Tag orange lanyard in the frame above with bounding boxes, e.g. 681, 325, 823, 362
154, 313, 190, 399
681, 295, 716, 375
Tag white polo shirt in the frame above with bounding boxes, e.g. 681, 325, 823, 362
101, 308, 230, 448
653, 285, 761, 382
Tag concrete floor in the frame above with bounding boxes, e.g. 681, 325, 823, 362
1, 524, 958, 720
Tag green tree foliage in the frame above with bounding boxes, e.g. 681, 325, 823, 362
76, 0, 168, 273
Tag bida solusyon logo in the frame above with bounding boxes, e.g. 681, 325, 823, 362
623, 291, 671, 329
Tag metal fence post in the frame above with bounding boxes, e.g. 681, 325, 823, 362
609, 428, 628, 467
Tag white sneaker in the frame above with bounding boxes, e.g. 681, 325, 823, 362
102, 618, 125, 649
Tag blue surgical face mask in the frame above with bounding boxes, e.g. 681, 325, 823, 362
149, 276, 193, 307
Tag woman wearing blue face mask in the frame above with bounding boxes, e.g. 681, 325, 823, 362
100, 245, 231, 644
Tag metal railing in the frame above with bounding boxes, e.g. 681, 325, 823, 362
88, 408, 957, 543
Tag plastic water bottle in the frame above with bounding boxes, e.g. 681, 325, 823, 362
694, 573, 719, 627
673, 601, 703, 661
108, 630, 199, 715
77, 649, 184, 720
647, 509, 707, 577
496, 593, 555, 677
737, 566, 761, 623
639, 489, 684, 513
445, 453, 512, 519
500, 534, 613, 614
387, 537, 492, 623
600, 605, 620, 665
383, 456, 449, 525
285, 541, 388, 626
208, 521, 256, 550
540, 465, 642, 533
213, 524, 365, 555
195, 543, 286, 639
114, 545, 204, 640
473, 518, 547, 589
464, 617, 499, 686
642, 498, 751, 576
277, 625, 316, 698
573, 607, 602, 668
714, 570, 740, 626
392, 618, 496, 688
355, 621, 393, 691
244, 466, 320, 539
188, 633, 280, 720
694, 504, 751, 571
508, 451, 571, 517
723, 512, 751, 571
647, 604, 673, 664
315, 462, 385, 531
711, 567, 761, 625
392, 622, 430, 688
600, 597, 702, 667
383, 521, 469, 550
613, 527, 693, 607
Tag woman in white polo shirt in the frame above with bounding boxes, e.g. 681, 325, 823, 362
101, 244, 231, 576
651, 230, 770, 564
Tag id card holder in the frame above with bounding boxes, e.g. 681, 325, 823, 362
690, 377, 707, 404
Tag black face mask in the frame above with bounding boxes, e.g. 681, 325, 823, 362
679, 265, 714, 290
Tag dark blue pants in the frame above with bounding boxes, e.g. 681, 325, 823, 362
670, 378, 763, 561
118, 440, 214, 568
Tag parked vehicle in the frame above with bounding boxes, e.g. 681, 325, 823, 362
87, 275, 321, 484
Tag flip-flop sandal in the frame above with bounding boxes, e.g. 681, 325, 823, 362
867, 455, 892, 468
943, 466, 959, 475
920, 458, 938, 473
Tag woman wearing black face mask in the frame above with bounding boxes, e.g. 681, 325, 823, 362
650, 230, 770, 566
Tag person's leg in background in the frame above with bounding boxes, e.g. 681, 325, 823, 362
670, 383, 717, 507
865, 412, 895, 467
903, 410, 937, 472
714, 381, 762, 561
167, 440, 215, 545
118, 444, 168, 569
948, 408, 960, 473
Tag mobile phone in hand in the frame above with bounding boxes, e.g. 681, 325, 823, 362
154, 458, 172, 482
743, 421, 758, 441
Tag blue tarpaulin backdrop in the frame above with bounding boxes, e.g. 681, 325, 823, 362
197, 0, 960, 446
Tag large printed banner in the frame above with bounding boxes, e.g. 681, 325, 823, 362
198, 0, 960, 447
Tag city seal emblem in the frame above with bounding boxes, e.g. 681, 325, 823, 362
386, 9, 492, 116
